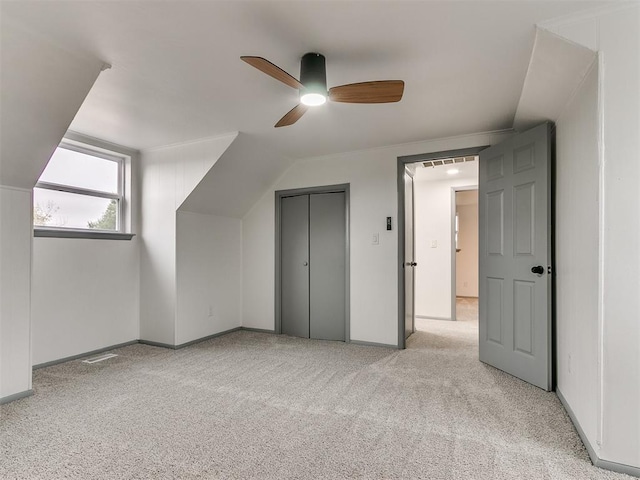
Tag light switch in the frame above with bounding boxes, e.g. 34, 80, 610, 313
372, 233, 379, 245
431, 240, 437, 248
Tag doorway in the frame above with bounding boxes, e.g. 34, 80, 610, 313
275, 184, 350, 342
410, 159, 479, 326
397, 123, 554, 391
397, 147, 485, 348
452, 186, 479, 322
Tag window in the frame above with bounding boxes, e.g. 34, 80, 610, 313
34, 141, 133, 239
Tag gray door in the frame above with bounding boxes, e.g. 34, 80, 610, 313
281, 195, 310, 338
404, 169, 416, 339
478, 123, 552, 391
310, 193, 346, 341
280, 191, 346, 341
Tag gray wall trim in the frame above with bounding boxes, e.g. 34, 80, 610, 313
397, 146, 488, 349
175, 327, 242, 348
0, 389, 34, 405
557, 388, 640, 478
33, 340, 139, 369
416, 315, 453, 321
138, 339, 177, 349
34, 328, 268, 370
140, 327, 243, 350
397, 147, 490, 166
596, 456, 640, 477
241, 327, 276, 334
350, 339, 400, 349
274, 183, 351, 341
34, 228, 135, 240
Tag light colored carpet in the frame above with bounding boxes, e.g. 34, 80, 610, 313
0, 299, 630, 479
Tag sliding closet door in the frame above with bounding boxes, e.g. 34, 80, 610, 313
309, 192, 346, 341
281, 195, 310, 338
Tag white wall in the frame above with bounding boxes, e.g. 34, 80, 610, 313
414, 164, 478, 320
176, 211, 242, 345
241, 131, 510, 346
140, 134, 237, 345
546, 3, 640, 469
0, 187, 32, 398
456, 197, 479, 298
556, 60, 600, 460
141, 133, 289, 346
0, 15, 104, 401
30, 135, 141, 366
31, 237, 140, 365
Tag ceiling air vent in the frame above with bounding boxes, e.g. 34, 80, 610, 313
423, 156, 476, 169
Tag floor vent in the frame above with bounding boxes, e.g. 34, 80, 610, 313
82, 353, 118, 364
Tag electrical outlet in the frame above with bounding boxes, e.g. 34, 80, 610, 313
372, 233, 379, 245
568, 354, 572, 374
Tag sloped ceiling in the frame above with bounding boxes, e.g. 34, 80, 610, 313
0, 17, 105, 188
514, 28, 596, 132
1, 1, 610, 161
178, 133, 293, 218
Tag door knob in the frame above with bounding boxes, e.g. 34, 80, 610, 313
411, 262, 418, 267
303, 261, 308, 266
531, 265, 544, 275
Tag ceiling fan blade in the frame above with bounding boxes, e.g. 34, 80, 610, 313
241, 56, 303, 90
329, 80, 404, 104
275, 104, 309, 128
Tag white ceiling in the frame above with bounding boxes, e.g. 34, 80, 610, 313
2, 1, 608, 159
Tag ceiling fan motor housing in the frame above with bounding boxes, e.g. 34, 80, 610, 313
300, 53, 327, 95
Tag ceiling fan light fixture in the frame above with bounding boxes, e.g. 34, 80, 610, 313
300, 92, 327, 106
299, 53, 328, 107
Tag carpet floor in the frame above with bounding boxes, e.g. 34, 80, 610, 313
0, 299, 631, 479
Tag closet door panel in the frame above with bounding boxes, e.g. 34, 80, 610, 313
281, 195, 310, 338
309, 192, 346, 341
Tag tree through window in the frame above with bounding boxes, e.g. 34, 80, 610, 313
34, 142, 124, 233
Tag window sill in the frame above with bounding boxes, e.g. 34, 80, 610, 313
34, 228, 135, 240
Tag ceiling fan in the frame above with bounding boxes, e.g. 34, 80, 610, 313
241, 53, 404, 127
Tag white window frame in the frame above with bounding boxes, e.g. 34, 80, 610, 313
34, 140, 134, 240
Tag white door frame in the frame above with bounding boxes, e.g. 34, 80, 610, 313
450, 185, 478, 322
396, 146, 487, 349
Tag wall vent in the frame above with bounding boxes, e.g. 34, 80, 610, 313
82, 353, 118, 364
423, 156, 477, 168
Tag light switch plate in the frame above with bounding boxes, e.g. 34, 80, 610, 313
431, 240, 437, 248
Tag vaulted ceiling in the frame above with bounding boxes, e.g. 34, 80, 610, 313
2, 1, 608, 159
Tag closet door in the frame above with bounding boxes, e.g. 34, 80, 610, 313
309, 192, 346, 341
281, 195, 310, 338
